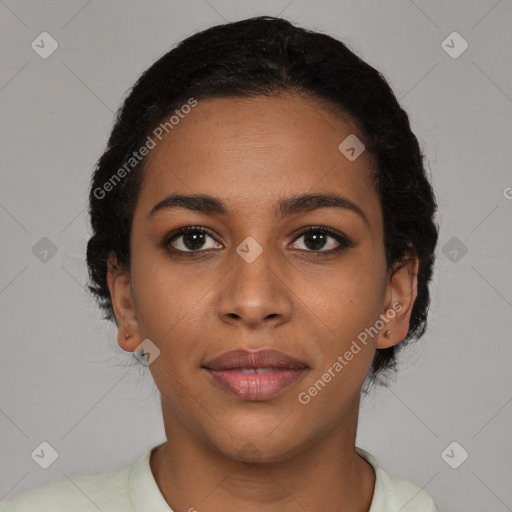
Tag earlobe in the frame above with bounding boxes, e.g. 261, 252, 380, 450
377, 253, 419, 349
119, 330, 140, 353
106, 252, 141, 352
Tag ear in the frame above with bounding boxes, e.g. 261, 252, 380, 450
377, 250, 419, 349
106, 252, 141, 353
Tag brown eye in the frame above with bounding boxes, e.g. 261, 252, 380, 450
291, 227, 355, 255
165, 226, 222, 253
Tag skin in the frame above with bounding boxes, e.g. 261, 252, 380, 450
107, 92, 419, 512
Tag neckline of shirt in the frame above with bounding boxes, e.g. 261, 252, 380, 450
128, 443, 384, 512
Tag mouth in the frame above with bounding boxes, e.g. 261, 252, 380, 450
201, 349, 309, 401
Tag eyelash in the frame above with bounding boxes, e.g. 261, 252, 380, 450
163, 225, 355, 257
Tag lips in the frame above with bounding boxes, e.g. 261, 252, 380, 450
203, 349, 308, 371
202, 349, 308, 401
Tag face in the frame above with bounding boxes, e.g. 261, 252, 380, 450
107, 92, 418, 462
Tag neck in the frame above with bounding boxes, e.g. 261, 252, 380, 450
150, 397, 375, 512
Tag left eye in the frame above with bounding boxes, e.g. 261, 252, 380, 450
290, 227, 349, 253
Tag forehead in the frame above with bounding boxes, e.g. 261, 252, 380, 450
137, 93, 380, 225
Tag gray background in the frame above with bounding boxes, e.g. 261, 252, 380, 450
1, 1, 511, 511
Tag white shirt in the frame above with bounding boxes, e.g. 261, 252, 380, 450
1, 444, 438, 511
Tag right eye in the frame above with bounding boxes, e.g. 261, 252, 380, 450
164, 226, 223, 254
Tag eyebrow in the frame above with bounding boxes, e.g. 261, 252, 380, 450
148, 192, 369, 227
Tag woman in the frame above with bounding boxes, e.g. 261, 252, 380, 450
2, 15, 439, 512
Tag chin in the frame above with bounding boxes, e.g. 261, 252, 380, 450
206, 424, 310, 465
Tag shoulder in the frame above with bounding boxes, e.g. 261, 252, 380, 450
356, 447, 439, 512
0, 458, 135, 512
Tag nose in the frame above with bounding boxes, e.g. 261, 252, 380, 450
216, 244, 293, 330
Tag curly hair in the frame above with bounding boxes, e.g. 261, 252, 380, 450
86, 15, 439, 390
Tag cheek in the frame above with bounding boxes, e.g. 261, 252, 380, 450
130, 244, 199, 325
295, 293, 379, 417
129, 248, 217, 375
307, 294, 380, 380
298, 259, 385, 378
309, 260, 384, 330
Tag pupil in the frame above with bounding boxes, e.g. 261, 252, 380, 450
184, 232, 205, 250
306, 233, 326, 250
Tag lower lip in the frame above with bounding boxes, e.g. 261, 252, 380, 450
204, 368, 307, 401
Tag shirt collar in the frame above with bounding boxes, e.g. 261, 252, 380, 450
129, 442, 173, 512
356, 446, 388, 511
129, 443, 386, 512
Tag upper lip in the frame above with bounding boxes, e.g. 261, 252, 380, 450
202, 349, 308, 370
